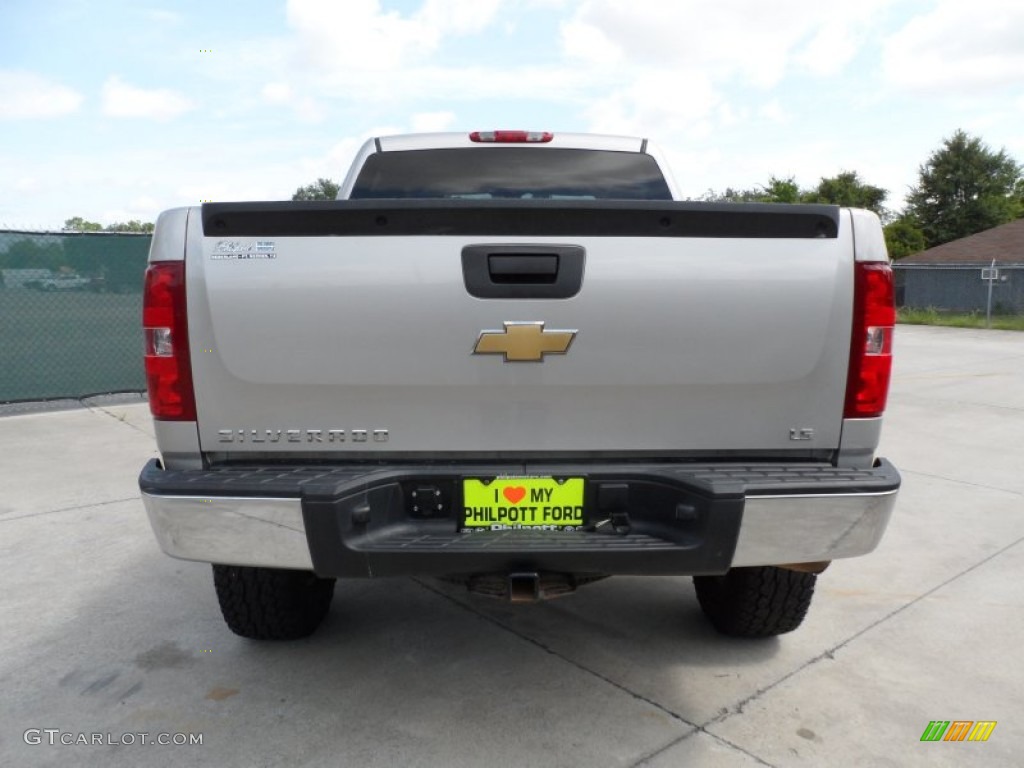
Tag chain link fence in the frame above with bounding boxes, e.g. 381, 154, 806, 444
896, 264, 1024, 314
0, 230, 151, 403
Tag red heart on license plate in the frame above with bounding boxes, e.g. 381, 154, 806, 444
503, 486, 527, 504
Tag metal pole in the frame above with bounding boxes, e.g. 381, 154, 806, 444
986, 258, 996, 328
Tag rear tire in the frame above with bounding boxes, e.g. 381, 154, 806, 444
693, 566, 816, 638
212, 565, 335, 640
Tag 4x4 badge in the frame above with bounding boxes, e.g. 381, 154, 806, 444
473, 322, 577, 362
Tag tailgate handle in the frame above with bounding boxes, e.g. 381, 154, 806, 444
462, 244, 585, 299
488, 254, 558, 283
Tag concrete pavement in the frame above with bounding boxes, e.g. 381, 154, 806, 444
0, 325, 1021, 767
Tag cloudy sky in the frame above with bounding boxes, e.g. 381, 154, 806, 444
1, 0, 1022, 228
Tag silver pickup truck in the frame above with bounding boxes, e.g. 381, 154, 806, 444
139, 131, 899, 641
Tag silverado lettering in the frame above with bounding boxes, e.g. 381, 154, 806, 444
215, 429, 388, 443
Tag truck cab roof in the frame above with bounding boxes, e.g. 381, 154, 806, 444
376, 131, 647, 153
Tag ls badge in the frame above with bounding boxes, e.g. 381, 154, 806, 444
473, 322, 577, 362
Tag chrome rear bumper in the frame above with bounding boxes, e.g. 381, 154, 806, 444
140, 458, 898, 574
143, 494, 314, 570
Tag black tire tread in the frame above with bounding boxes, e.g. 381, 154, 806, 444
693, 566, 816, 638
212, 565, 335, 640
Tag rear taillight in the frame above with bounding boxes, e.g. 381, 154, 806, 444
143, 261, 196, 421
469, 130, 553, 143
844, 262, 895, 418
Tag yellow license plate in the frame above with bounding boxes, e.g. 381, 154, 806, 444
463, 477, 585, 530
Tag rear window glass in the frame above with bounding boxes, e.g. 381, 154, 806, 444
350, 148, 672, 200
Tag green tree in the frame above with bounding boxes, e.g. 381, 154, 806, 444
698, 187, 763, 203
63, 216, 102, 232
292, 178, 340, 201
761, 176, 802, 203
804, 171, 888, 218
701, 173, 890, 209
62, 217, 154, 233
700, 176, 801, 203
883, 216, 927, 260
905, 129, 1022, 247
105, 220, 155, 233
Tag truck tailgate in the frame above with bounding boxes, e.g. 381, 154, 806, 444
188, 201, 853, 457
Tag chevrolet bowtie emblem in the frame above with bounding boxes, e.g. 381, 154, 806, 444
473, 322, 577, 362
